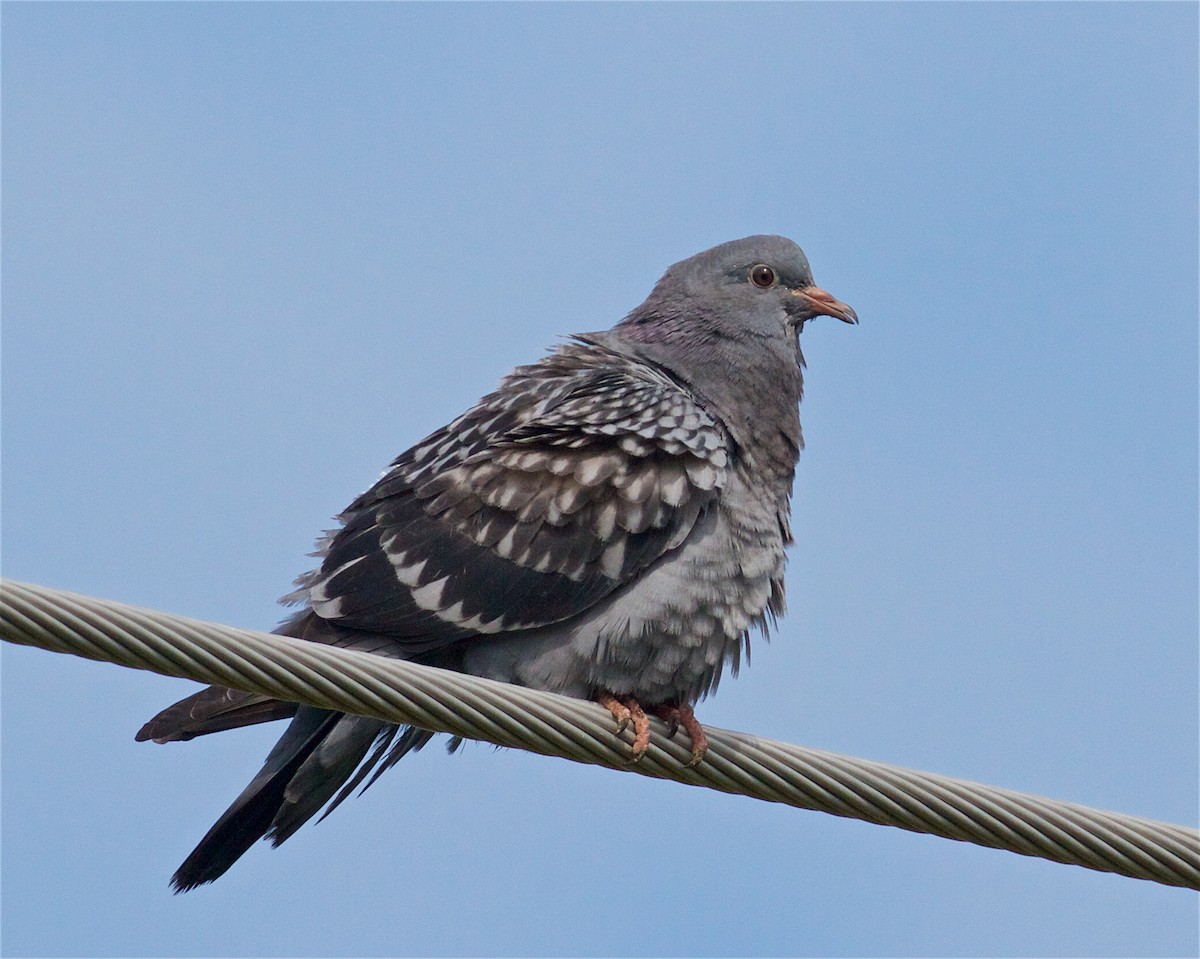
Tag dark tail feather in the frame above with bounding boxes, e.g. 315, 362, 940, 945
147, 611, 442, 890
319, 724, 436, 822
169, 708, 435, 892
171, 707, 342, 892
137, 685, 298, 743
262, 713, 389, 846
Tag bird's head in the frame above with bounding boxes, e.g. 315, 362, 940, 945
618, 235, 857, 349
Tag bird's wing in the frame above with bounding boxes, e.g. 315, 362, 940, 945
291, 340, 730, 652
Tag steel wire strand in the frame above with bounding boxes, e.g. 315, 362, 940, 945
2, 578, 1196, 890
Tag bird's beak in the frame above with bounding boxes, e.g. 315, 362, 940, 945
791, 285, 858, 325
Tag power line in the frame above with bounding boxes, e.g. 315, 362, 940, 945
3, 578, 1196, 890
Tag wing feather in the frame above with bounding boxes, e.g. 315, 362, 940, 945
290, 338, 729, 652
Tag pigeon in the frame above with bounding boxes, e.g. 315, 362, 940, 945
138, 234, 857, 891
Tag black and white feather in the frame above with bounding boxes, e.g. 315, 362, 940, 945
293, 337, 729, 647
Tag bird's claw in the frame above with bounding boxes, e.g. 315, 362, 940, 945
598, 694, 709, 766
652, 703, 708, 766
597, 691, 631, 735
679, 705, 709, 766
656, 706, 681, 739
596, 692, 650, 763
622, 698, 650, 763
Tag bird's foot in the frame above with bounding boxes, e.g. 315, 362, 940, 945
596, 693, 708, 766
596, 692, 650, 763
650, 703, 709, 766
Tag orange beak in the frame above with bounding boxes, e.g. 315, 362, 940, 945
791, 285, 858, 324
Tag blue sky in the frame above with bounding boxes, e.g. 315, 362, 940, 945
2, 3, 1196, 956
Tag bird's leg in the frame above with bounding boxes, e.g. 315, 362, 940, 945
595, 691, 651, 763
596, 691, 630, 734
624, 698, 650, 760
650, 704, 708, 767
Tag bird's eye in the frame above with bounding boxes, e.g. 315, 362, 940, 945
750, 264, 777, 288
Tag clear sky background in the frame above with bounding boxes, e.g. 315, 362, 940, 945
2, 4, 1196, 957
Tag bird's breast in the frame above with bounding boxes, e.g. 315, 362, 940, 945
460, 467, 789, 704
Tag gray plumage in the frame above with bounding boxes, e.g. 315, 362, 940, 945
138, 234, 857, 890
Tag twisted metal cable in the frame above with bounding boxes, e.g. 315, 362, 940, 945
3, 578, 1197, 890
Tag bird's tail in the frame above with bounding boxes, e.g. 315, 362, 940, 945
137, 612, 436, 892
156, 703, 434, 892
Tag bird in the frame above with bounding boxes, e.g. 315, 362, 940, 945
137, 234, 857, 891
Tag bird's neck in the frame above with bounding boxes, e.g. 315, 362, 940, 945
689, 336, 805, 482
